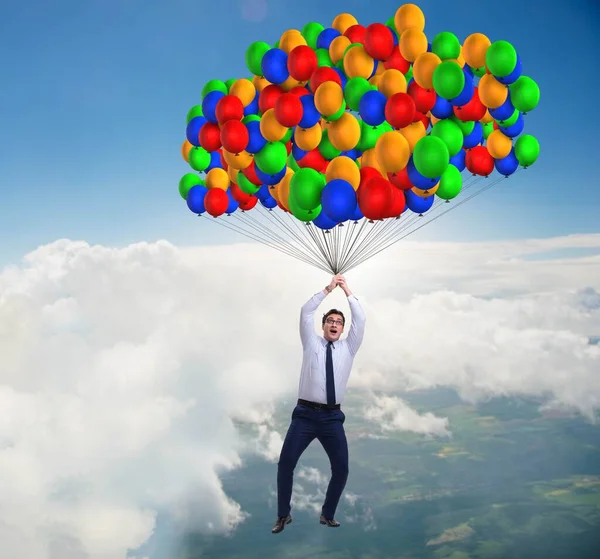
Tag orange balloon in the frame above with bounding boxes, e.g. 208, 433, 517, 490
412, 52, 441, 89
462, 33, 491, 69
378, 69, 407, 97
222, 150, 252, 170
375, 131, 411, 173
329, 35, 351, 64
394, 3, 425, 34
275, 168, 294, 210
326, 156, 361, 190
230, 78, 256, 107
332, 13, 358, 34
294, 124, 322, 151
206, 168, 229, 190
457, 47, 466, 67
375, 61, 386, 75
252, 75, 270, 93
399, 121, 426, 152
369, 73, 382, 87
280, 75, 305, 92
181, 139, 192, 162
412, 183, 439, 197
327, 112, 361, 151
279, 29, 306, 54
343, 44, 376, 79
486, 129, 513, 159
478, 74, 508, 109
399, 28, 428, 62
227, 164, 239, 183
361, 148, 385, 175
429, 112, 441, 126
314, 81, 344, 116
260, 108, 288, 142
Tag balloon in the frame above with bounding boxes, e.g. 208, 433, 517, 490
180, 174, 203, 200
216, 95, 244, 125
313, 209, 338, 230
463, 121, 484, 148
430, 119, 463, 156
225, 188, 240, 213
399, 28, 428, 62
432, 61, 465, 100
514, 134, 540, 166
245, 120, 267, 154
220, 120, 249, 154
394, 4, 425, 34
486, 40, 517, 78
465, 145, 494, 176
378, 69, 407, 97
404, 189, 434, 213
344, 77, 373, 111
359, 89, 387, 126
454, 86, 487, 121
332, 12, 358, 34
412, 52, 441, 89
430, 95, 453, 119
478, 74, 508, 109
413, 135, 449, 178
462, 33, 490, 69
302, 21, 325, 50
279, 29, 307, 54
509, 76, 540, 113
204, 187, 229, 217
329, 35, 352, 64
407, 81, 436, 114
290, 167, 326, 209
384, 45, 411, 74
229, 79, 256, 107
364, 23, 395, 61
260, 108, 288, 142
274, 93, 303, 127
385, 92, 417, 129
202, 79, 228, 98
314, 81, 344, 117
436, 164, 462, 200
327, 112, 361, 151
495, 148, 519, 176
255, 141, 288, 175
343, 44, 376, 79
262, 48, 289, 84
186, 116, 206, 147
295, 123, 323, 151
186, 105, 204, 124
188, 147, 211, 172
486, 129, 512, 159
399, 120, 426, 152
246, 41, 270, 75
431, 31, 461, 61
199, 122, 221, 152
322, 179, 357, 221
407, 157, 438, 189
326, 156, 361, 190
375, 131, 410, 173
239, 196, 259, 211
358, 176, 392, 220
186, 185, 209, 214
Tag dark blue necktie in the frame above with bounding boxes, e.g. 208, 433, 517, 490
326, 341, 336, 405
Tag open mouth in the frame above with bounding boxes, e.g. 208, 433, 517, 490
330, 329, 338, 335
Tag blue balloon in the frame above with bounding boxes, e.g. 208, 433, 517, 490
463, 121, 483, 148
450, 149, 466, 172
313, 209, 338, 230
333, 67, 348, 89
186, 116, 207, 146
256, 184, 270, 200
255, 164, 286, 185
260, 194, 278, 209
494, 148, 519, 176
245, 120, 267, 154
431, 95, 453, 119
496, 54, 522, 85
244, 92, 259, 116
202, 91, 225, 124
489, 96, 514, 121
407, 157, 439, 189
350, 203, 364, 221
388, 26, 399, 46
226, 188, 240, 214
316, 28, 341, 50
405, 189, 434, 214
451, 71, 474, 106
359, 90, 387, 126
499, 113, 524, 138
292, 142, 307, 161
321, 179, 357, 222
261, 48, 289, 84
205, 150, 223, 172
299, 95, 321, 128
341, 148, 362, 159
186, 184, 208, 214
427, 42, 432, 52
464, 65, 474, 77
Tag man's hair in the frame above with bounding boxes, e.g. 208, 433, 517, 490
322, 309, 345, 325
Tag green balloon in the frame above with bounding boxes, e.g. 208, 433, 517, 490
188, 147, 211, 172
413, 136, 450, 178
246, 41, 271, 76
242, 114, 261, 124
179, 173, 202, 200
436, 164, 462, 200
509, 76, 540, 113
431, 32, 461, 61
405, 66, 413, 82
287, 153, 300, 172
302, 22, 324, 50
471, 66, 486, 77
237, 172, 260, 195
290, 168, 325, 210
225, 78, 236, 92
274, 40, 280, 49
282, 127, 294, 144
357, 121, 388, 152
514, 134, 540, 167
432, 61, 465, 100
202, 80, 227, 99
482, 121, 494, 140
318, 129, 342, 160
450, 115, 475, 136
316, 48, 333, 67
344, 77, 372, 111
288, 194, 320, 221
325, 101, 347, 122
485, 40, 517, 78
431, 120, 463, 156
186, 105, 203, 124
496, 108, 519, 127
255, 142, 287, 175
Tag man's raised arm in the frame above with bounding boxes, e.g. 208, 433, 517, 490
299, 275, 338, 348
336, 276, 366, 356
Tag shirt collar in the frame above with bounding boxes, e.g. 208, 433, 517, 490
321, 337, 336, 348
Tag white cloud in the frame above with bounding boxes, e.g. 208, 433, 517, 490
0, 232, 599, 558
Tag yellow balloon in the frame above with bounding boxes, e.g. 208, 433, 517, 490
375, 131, 411, 173
332, 13, 358, 34
314, 81, 344, 116
279, 29, 306, 54
375, 61, 386, 75
280, 75, 305, 92
378, 69, 407, 97
399, 28, 428, 62
327, 112, 361, 151
394, 3, 425, 34
206, 168, 229, 190
252, 75, 270, 92
361, 148, 385, 175
275, 168, 294, 210
326, 156, 361, 190
462, 33, 491, 69
181, 139, 192, 162
457, 47, 466, 67
412, 52, 441, 89
260, 108, 288, 142
329, 35, 351, 65
369, 74, 382, 87
480, 109, 493, 124
412, 183, 439, 197
222, 150, 252, 170
399, 121, 426, 152
320, 117, 331, 131
230, 78, 256, 107
478, 74, 508, 109
343, 44, 376, 79
429, 112, 440, 126
294, 124, 322, 151
486, 130, 513, 159
227, 164, 239, 183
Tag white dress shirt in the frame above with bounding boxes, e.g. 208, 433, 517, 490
297, 290, 366, 405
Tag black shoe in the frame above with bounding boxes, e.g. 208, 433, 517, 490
319, 514, 340, 527
271, 515, 292, 534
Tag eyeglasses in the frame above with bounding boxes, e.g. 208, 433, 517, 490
325, 318, 343, 326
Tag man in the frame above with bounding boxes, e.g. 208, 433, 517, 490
272, 273, 366, 534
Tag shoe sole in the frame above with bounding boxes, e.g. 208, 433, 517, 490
271, 517, 292, 534
319, 520, 340, 527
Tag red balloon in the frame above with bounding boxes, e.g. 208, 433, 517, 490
230, 182, 252, 203
219, 149, 228, 170
285, 140, 293, 155
454, 87, 487, 122
276, 199, 289, 212
288, 45, 318, 82
385, 92, 416, 129
242, 159, 262, 185
205, 188, 229, 217
297, 148, 327, 172
383, 45, 410, 74
199, 122, 222, 152
465, 146, 494, 176
215, 95, 244, 125
386, 185, 406, 217
344, 24, 367, 44
407, 82, 436, 113
289, 85, 311, 98
413, 110, 430, 130
258, 84, 284, 114
388, 168, 413, 190
274, 93, 303, 127
359, 166, 382, 188
364, 23, 395, 61
358, 176, 392, 220
240, 195, 258, 211
220, 120, 249, 153
309, 67, 342, 93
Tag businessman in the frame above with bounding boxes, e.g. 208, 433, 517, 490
272, 274, 366, 533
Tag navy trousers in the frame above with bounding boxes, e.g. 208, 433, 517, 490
277, 403, 349, 520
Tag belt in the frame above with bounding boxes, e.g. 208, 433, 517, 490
297, 398, 341, 410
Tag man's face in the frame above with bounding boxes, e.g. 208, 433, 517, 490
323, 314, 344, 341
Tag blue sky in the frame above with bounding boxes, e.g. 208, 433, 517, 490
1, 0, 599, 266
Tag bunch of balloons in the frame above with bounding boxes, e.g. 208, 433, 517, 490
179, 3, 540, 229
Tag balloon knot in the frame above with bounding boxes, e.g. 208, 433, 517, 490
445, 200, 450, 203
419, 213, 423, 217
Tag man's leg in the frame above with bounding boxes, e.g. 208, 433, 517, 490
277, 406, 316, 518
317, 409, 349, 522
